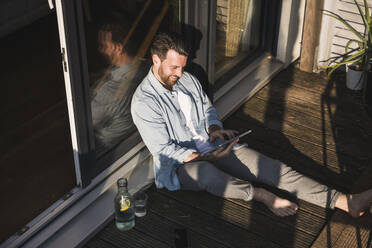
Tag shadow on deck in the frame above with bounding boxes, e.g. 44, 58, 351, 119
84, 65, 372, 248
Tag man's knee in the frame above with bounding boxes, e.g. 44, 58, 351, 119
179, 161, 214, 182
196, 162, 229, 188
184, 161, 222, 182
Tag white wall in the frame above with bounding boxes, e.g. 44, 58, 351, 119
276, 0, 307, 66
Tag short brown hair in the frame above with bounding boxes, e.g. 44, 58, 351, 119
150, 32, 189, 60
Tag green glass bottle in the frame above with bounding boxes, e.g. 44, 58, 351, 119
114, 178, 135, 231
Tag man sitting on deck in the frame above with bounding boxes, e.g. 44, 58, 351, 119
131, 32, 372, 217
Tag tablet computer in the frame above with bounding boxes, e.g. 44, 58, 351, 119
202, 130, 252, 155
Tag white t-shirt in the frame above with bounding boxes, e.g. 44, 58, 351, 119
177, 91, 215, 154
177, 90, 247, 154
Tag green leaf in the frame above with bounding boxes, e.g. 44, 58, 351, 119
326, 48, 366, 75
354, 0, 368, 30
327, 57, 361, 76
345, 39, 363, 53
343, 48, 365, 61
322, 47, 359, 65
363, 0, 370, 24
360, 0, 372, 43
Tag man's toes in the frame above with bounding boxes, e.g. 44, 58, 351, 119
288, 202, 298, 210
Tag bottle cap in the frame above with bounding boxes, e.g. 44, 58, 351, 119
117, 178, 128, 187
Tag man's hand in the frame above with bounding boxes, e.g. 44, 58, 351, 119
202, 138, 239, 161
183, 137, 239, 163
209, 128, 239, 143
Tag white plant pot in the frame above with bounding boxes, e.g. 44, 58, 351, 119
346, 66, 367, 91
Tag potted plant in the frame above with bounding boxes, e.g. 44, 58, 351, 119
324, 0, 372, 92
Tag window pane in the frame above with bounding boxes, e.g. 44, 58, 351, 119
83, 0, 182, 162
0, 13, 76, 242
215, 0, 262, 80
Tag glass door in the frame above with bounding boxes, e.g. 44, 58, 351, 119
58, 0, 185, 187
0, 11, 76, 243
189, 0, 281, 97
215, 0, 263, 82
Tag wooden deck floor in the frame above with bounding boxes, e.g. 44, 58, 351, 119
83, 65, 372, 248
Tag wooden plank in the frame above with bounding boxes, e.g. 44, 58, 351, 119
224, 117, 355, 191
147, 189, 281, 248
238, 98, 369, 170
254, 87, 372, 137
225, 188, 332, 221
97, 222, 170, 248
256, 84, 372, 140
282, 69, 347, 98
253, 81, 370, 132
83, 237, 119, 248
267, 67, 368, 111
159, 188, 327, 243
244, 120, 364, 176
311, 211, 352, 248
245, 93, 359, 139
332, 219, 372, 248
311, 209, 372, 248
260, 70, 357, 109
236, 105, 371, 162
227, 196, 331, 225
311, 161, 372, 247
261, 73, 372, 129
300, 0, 324, 72
266, 65, 329, 93
242, 96, 355, 143
227, 113, 362, 177
134, 209, 228, 248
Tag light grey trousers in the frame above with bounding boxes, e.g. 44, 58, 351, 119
177, 146, 340, 209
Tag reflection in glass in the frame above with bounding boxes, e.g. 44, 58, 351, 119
0, 14, 75, 242
91, 18, 150, 155
215, 0, 262, 80
84, 0, 182, 158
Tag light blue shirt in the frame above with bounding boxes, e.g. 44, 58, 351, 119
131, 68, 222, 190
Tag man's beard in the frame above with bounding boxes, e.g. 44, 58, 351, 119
159, 68, 179, 88
164, 75, 179, 85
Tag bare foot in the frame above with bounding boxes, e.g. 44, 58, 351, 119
253, 188, 298, 217
335, 189, 372, 218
